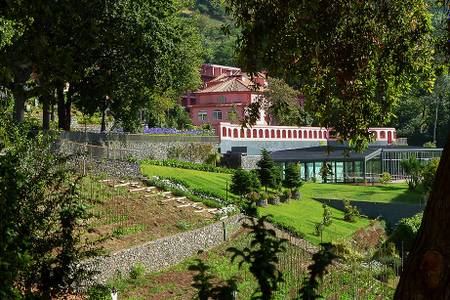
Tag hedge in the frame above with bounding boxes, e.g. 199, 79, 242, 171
140, 159, 235, 174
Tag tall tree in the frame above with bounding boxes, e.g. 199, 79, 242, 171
228, 0, 434, 150
226, 1, 450, 298
264, 77, 311, 126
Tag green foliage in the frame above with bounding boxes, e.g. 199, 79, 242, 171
0, 118, 98, 298
257, 149, 278, 191
297, 243, 339, 300
283, 163, 302, 192
319, 163, 333, 183
228, 0, 434, 150
389, 213, 423, 254
265, 77, 311, 126
400, 156, 423, 190
228, 216, 287, 300
322, 204, 332, 227
421, 158, 440, 193
343, 200, 360, 223
392, 74, 450, 147
379, 172, 392, 184
230, 168, 260, 200
141, 158, 234, 174
204, 151, 221, 167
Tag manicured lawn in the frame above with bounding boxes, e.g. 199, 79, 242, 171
301, 182, 423, 204
140, 164, 234, 201
259, 199, 371, 245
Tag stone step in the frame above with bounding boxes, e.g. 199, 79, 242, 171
129, 187, 146, 192
176, 204, 191, 208
98, 179, 113, 183
114, 182, 131, 188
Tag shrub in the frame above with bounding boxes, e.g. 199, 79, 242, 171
141, 159, 234, 174
379, 172, 392, 184
322, 204, 333, 226
283, 163, 302, 192
230, 168, 259, 201
314, 222, 325, 236
129, 263, 146, 280
400, 156, 422, 190
388, 213, 423, 254
421, 158, 440, 194
343, 200, 360, 222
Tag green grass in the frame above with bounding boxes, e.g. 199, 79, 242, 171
301, 182, 423, 204
259, 199, 370, 245
140, 164, 234, 201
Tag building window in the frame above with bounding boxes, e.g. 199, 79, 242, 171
213, 110, 222, 120
198, 111, 207, 122
218, 96, 227, 103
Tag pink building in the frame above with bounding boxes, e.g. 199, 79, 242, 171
185, 69, 268, 131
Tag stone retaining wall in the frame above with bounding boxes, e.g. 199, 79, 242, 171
60, 132, 219, 162
80, 214, 245, 287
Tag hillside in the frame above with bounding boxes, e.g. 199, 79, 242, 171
183, 0, 238, 66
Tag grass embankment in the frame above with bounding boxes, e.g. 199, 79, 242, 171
301, 182, 423, 204
140, 164, 235, 201
259, 199, 370, 245
88, 230, 394, 300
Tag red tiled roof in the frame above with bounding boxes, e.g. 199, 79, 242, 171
195, 71, 266, 94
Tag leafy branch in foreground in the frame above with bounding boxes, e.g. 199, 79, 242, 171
297, 243, 339, 300
227, 216, 286, 300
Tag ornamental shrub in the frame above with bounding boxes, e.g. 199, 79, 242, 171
343, 200, 360, 222
322, 204, 333, 226
388, 213, 423, 254
379, 172, 392, 184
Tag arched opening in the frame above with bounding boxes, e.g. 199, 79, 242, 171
222, 127, 227, 137
247, 129, 251, 138
323, 131, 327, 139
293, 130, 297, 138
271, 130, 275, 138
309, 130, 312, 139
388, 131, 393, 144
288, 130, 292, 138
233, 128, 238, 138
253, 129, 257, 138
304, 130, 307, 138
380, 131, 386, 139
277, 130, 281, 138
240, 129, 245, 138
282, 130, 286, 138
319, 131, 322, 139
299, 130, 302, 139
314, 131, 317, 139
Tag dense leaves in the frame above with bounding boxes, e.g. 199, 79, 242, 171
0, 117, 98, 298
228, 0, 435, 150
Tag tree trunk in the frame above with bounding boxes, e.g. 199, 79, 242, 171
13, 93, 25, 123
42, 95, 50, 131
57, 87, 65, 130
394, 133, 450, 299
56, 85, 72, 131
101, 97, 107, 132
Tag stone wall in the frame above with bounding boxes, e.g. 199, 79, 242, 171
59, 132, 220, 162
80, 214, 245, 287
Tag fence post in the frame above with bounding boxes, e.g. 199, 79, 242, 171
223, 221, 228, 241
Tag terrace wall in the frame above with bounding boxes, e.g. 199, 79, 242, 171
79, 214, 245, 287
59, 132, 220, 162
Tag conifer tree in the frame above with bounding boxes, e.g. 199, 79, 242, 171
282, 163, 302, 193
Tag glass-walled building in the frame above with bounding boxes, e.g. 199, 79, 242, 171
271, 146, 442, 183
